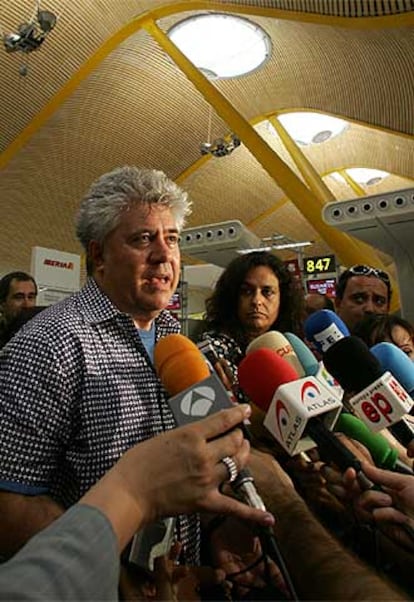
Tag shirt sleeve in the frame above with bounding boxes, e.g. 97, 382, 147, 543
0, 328, 78, 494
0, 504, 119, 600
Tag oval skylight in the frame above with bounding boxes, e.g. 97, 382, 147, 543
277, 112, 348, 146
168, 14, 271, 79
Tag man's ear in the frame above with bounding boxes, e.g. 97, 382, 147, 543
88, 240, 104, 275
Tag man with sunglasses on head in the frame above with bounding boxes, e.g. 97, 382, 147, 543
335, 264, 391, 332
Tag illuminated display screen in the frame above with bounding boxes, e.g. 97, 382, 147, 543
306, 278, 336, 298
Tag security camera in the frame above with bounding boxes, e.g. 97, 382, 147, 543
2, 7, 57, 55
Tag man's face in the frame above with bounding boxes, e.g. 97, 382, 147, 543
335, 275, 390, 331
92, 204, 181, 327
1, 279, 37, 321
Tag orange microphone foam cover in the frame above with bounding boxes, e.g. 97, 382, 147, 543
154, 333, 210, 396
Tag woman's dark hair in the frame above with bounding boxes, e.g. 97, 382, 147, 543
204, 251, 304, 348
353, 313, 414, 348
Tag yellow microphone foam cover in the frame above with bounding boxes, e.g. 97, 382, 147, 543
154, 334, 210, 396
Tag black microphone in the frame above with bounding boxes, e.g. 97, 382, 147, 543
323, 336, 414, 449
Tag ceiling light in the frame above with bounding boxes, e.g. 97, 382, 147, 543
168, 13, 271, 79
345, 168, 390, 186
276, 112, 348, 146
238, 241, 313, 253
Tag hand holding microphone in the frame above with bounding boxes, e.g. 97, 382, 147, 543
155, 333, 298, 600
154, 333, 266, 511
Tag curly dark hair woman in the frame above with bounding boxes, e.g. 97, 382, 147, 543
204, 251, 304, 351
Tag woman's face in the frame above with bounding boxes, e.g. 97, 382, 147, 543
237, 265, 281, 340
390, 325, 414, 360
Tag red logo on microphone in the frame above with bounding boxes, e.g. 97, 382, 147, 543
275, 399, 290, 437
300, 380, 320, 403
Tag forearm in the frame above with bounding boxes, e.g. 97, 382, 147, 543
262, 487, 404, 600
0, 491, 64, 557
80, 469, 145, 552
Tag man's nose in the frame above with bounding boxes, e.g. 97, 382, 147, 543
363, 299, 375, 314
22, 296, 33, 308
150, 237, 172, 262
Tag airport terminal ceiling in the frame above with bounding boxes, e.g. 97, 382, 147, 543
0, 0, 413, 292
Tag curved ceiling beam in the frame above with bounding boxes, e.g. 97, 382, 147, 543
1, 1, 412, 170
144, 16, 401, 313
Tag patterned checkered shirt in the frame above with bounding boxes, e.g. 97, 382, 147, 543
0, 278, 200, 565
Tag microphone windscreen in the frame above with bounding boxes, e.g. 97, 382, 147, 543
284, 332, 319, 376
323, 336, 383, 392
304, 310, 349, 353
246, 331, 304, 376
371, 342, 414, 396
154, 334, 210, 396
238, 348, 298, 412
335, 412, 398, 470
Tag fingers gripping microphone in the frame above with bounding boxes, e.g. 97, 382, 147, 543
238, 349, 375, 489
154, 334, 265, 512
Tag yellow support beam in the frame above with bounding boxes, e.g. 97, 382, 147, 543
269, 116, 337, 203
247, 196, 290, 229
148, 20, 401, 307
144, 18, 400, 308
1, 1, 412, 170
339, 169, 368, 197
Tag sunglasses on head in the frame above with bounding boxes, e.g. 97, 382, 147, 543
347, 264, 390, 284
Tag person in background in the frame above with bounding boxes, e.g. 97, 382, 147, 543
200, 250, 304, 394
0, 305, 47, 348
0, 406, 274, 601
354, 313, 414, 360
304, 292, 335, 317
0, 271, 37, 347
335, 264, 391, 332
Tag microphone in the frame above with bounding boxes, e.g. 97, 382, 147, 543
370, 342, 414, 448
237, 349, 375, 488
246, 331, 305, 377
323, 336, 414, 444
154, 334, 266, 511
282, 331, 343, 400
371, 342, 414, 396
304, 309, 349, 354
283, 332, 319, 377
335, 413, 413, 475
156, 336, 299, 600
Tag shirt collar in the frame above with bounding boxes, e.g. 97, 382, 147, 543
77, 278, 179, 335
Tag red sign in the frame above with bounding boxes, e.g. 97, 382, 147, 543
306, 278, 337, 298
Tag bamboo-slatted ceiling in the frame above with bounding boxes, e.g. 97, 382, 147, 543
0, 0, 413, 277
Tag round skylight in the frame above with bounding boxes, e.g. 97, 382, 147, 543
168, 13, 271, 79
277, 112, 348, 146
